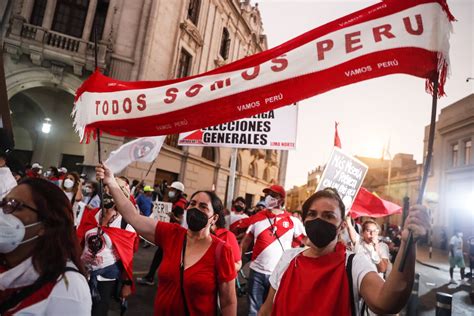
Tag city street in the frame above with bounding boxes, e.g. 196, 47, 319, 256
110, 243, 473, 316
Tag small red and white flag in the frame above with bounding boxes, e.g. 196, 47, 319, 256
73, 0, 454, 142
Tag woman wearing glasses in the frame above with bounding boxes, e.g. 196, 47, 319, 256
96, 164, 237, 316
0, 178, 91, 315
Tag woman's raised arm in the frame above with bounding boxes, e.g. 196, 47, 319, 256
96, 164, 157, 242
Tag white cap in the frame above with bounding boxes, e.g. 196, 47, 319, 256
32, 163, 43, 169
58, 167, 68, 173
169, 181, 184, 192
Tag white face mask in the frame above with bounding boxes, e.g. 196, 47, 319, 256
265, 195, 279, 209
457, 233, 463, 238
168, 191, 176, 199
0, 210, 41, 253
63, 178, 74, 189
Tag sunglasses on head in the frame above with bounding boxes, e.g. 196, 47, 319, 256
0, 198, 40, 215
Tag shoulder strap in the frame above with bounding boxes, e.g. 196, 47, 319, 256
0, 267, 80, 314
346, 253, 356, 316
180, 235, 190, 316
120, 217, 128, 230
265, 214, 285, 252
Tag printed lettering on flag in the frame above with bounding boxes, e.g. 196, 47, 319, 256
152, 201, 172, 223
73, 0, 454, 142
178, 105, 297, 149
316, 147, 368, 213
104, 136, 165, 174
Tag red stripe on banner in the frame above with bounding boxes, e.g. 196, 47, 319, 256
5, 283, 56, 316
82, 48, 439, 141
74, 0, 454, 142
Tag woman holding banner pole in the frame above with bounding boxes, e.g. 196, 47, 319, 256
258, 188, 430, 316
96, 164, 237, 316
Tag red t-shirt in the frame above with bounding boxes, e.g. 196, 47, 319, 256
153, 222, 237, 316
214, 227, 242, 263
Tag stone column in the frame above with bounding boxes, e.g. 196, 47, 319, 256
101, 0, 118, 44
21, 0, 35, 22
81, 0, 98, 42
41, 0, 57, 29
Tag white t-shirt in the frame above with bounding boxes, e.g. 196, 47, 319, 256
354, 235, 390, 278
8, 262, 91, 315
450, 235, 463, 257
247, 213, 305, 275
225, 212, 249, 228
269, 247, 377, 315
0, 167, 17, 199
81, 212, 135, 280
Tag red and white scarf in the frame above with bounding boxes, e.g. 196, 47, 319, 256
73, 0, 454, 142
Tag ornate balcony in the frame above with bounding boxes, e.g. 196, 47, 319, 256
4, 16, 109, 76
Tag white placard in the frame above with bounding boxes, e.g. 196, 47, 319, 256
178, 105, 298, 150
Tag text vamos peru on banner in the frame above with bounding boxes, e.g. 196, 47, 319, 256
72, 0, 453, 142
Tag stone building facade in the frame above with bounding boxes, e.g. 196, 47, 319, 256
2, 0, 288, 207
424, 94, 474, 248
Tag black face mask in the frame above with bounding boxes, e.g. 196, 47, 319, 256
234, 205, 244, 213
186, 208, 211, 232
304, 218, 339, 248
103, 193, 115, 209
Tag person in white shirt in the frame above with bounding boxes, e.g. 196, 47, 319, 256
347, 218, 391, 277
0, 151, 16, 200
240, 185, 305, 315
449, 230, 468, 285
225, 196, 249, 229
0, 178, 91, 315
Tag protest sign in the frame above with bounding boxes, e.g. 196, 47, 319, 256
152, 201, 172, 222
316, 147, 368, 212
73, 1, 453, 142
178, 105, 297, 150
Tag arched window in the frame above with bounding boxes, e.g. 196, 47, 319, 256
30, 0, 47, 26
202, 147, 215, 162
219, 27, 231, 60
249, 162, 257, 177
52, 0, 89, 38
165, 134, 181, 149
263, 167, 271, 182
90, 0, 110, 41
177, 49, 193, 78
187, 0, 201, 25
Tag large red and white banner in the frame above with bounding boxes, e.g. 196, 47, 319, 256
73, 0, 453, 142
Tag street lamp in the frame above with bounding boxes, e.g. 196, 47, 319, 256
41, 118, 52, 134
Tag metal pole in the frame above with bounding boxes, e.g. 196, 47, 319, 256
226, 148, 238, 209
399, 75, 438, 272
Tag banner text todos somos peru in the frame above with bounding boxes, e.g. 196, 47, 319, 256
178, 105, 297, 150
73, 0, 453, 142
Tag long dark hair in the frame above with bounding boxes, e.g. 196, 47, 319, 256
18, 178, 86, 278
189, 190, 225, 226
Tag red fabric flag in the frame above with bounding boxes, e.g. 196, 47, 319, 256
76, 208, 138, 292
73, 0, 454, 142
350, 187, 402, 218
334, 122, 341, 148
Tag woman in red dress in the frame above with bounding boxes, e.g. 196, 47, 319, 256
96, 164, 237, 316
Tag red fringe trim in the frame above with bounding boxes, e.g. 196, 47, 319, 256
437, 0, 456, 22
425, 61, 448, 98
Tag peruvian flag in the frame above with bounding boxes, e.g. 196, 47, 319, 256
73, 0, 454, 142
350, 187, 402, 218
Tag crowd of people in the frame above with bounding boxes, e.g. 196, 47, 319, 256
0, 151, 442, 315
